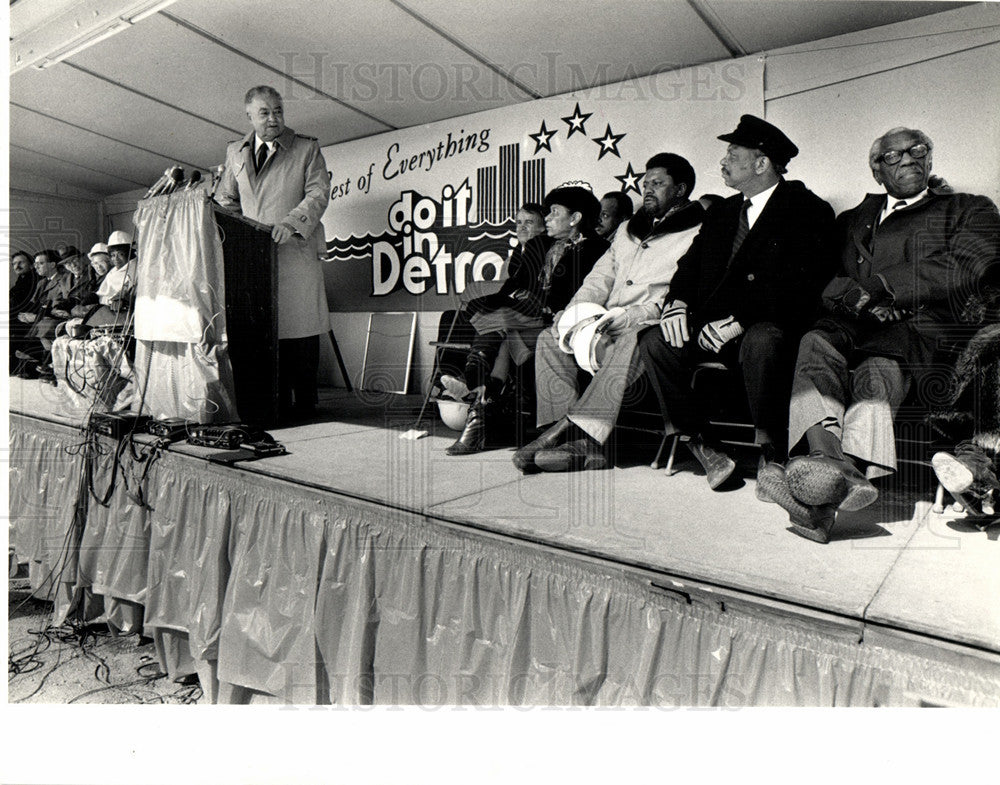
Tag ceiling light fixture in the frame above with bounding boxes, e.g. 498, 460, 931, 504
18, 0, 178, 71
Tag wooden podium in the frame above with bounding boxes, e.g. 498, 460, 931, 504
213, 206, 280, 427
212, 205, 353, 428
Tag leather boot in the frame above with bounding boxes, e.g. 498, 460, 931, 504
535, 434, 608, 472
512, 417, 574, 473
687, 435, 736, 490
447, 398, 488, 455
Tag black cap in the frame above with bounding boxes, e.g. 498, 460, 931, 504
59, 245, 81, 260
544, 186, 601, 229
718, 114, 798, 168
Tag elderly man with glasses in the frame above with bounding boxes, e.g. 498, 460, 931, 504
759, 127, 1000, 543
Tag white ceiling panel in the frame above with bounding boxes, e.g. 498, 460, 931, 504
64, 13, 389, 144
167, 0, 534, 127
12, 63, 237, 172
403, 0, 732, 96
704, 0, 969, 53
11, 148, 147, 194
10, 104, 175, 187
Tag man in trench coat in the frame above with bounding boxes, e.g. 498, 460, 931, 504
216, 85, 332, 419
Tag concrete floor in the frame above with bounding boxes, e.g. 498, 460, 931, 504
8, 570, 202, 704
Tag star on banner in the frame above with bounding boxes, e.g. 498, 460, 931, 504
561, 103, 593, 138
593, 124, 626, 160
529, 120, 557, 154
614, 162, 643, 196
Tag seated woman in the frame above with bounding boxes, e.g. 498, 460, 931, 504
447, 188, 608, 455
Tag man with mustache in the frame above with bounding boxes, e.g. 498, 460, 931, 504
216, 85, 332, 421
759, 127, 1000, 542
637, 115, 837, 490
513, 153, 707, 473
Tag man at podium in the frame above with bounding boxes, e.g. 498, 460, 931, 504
216, 85, 332, 420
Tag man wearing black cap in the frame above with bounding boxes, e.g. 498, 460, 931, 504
513, 152, 708, 473
758, 126, 1000, 543
637, 114, 837, 490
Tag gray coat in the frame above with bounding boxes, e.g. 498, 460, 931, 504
216, 127, 332, 339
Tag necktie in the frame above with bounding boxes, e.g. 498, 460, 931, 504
255, 143, 268, 174
730, 199, 751, 259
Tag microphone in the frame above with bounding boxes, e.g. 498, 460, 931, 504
184, 170, 203, 190
208, 164, 225, 200
144, 168, 172, 199
148, 166, 184, 197
160, 167, 186, 195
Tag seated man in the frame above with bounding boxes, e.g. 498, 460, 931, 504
637, 115, 836, 488
9, 251, 37, 372
95, 230, 138, 316
513, 152, 707, 473
759, 127, 1000, 543
595, 191, 634, 239
13, 249, 69, 378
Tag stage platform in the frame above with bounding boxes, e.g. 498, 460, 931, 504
8, 377, 1000, 706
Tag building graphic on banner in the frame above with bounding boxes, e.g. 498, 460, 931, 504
325, 139, 550, 304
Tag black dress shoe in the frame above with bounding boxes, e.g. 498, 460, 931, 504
535, 435, 608, 472
512, 417, 573, 473
447, 400, 487, 455
687, 436, 736, 490
785, 452, 877, 511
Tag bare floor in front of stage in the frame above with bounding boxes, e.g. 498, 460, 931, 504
9, 378, 1000, 656
8, 572, 201, 704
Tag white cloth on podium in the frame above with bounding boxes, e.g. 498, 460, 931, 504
132, 190, 238, 422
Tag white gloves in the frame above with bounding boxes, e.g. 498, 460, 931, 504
697, 316, 744, 353
659, 301, 689, 347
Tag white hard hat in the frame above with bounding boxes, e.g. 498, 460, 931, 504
557, 302, 607, 354
107, 230, 133, 247
571, 318, 612, 375
88, 243, 109, 258
436, 399, 469, 431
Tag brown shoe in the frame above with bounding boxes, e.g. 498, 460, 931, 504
512, 417, 573, 473
687, 436, 736, 490
785, 452, 877, 511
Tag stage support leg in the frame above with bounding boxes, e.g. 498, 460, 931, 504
328, 329, 353, 392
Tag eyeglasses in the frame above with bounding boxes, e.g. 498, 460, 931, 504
878, 143, 929, 165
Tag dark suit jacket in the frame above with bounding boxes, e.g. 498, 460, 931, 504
667, 179, 837, 334
821, 188, 1000, 368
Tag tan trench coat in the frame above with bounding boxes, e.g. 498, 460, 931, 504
216, 127, 331, 339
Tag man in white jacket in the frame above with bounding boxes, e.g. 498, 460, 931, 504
513, 153, 706, 473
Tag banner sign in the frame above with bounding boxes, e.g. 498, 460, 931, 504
320, 57, 764, 311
